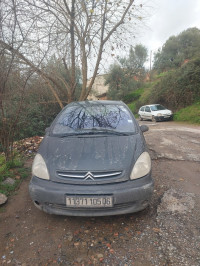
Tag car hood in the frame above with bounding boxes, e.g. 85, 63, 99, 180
152, 109, 172, 115
39, 134, 145, 183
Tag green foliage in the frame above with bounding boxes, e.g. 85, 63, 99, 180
15, 58, 82, 140
174, 102, 200, 124
123, 88, 144, 103
105, 64, 140, 100
154, 28, 200, 72
0, 154, 29, 196
17, 101, 59, 139
14, 75, 62, 140
124, 28, 200, 124
127, 102, 136, 113
106, 44, 148, 101
120, 45, 148, 70
149, 57, 200, 110
155, 72, 169, 79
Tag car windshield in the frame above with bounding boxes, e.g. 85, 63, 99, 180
52, 103, 136, 135
150, 104, 166, 111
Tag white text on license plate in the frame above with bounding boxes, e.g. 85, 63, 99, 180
66, 196, 113, 208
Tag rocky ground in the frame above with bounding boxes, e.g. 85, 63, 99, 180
0, 121, 200, 265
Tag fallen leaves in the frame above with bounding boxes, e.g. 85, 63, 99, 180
153, 228, 161, 233
13, 136, 43, 156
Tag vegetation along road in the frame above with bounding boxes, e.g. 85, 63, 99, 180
0, 121, 200, 266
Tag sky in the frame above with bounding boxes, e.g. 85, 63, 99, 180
138, 0, 200, 58
91, 0, 200, 75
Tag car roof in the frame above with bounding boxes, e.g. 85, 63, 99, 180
69, 100, 124, 106
141, 104, 160, 108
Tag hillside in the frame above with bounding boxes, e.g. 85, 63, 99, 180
122, 28, 200, 124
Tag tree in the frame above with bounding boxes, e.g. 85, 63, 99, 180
0, 0, 146, 106
153, 27, 200, 72
105, 64, 130, 100
0, 51, 33, 160
119, 44, 148, 80
147, 57, 200, 110
105, 44, 148, 100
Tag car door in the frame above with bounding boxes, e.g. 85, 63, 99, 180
144, 106, 152, 120
139, 106, 145, 118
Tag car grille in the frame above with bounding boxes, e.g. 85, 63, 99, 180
56, 170, 122, 183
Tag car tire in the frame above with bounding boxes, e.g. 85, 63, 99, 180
152, 116, 156, 122
139, 115, 143, 121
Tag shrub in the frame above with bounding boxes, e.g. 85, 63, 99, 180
174, 102, 200, 124
123, 88, 144, 103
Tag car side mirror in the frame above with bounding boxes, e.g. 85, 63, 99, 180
140, 125, 149, 133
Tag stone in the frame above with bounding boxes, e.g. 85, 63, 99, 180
0, 193, 7, 205
157, 189, 195, 214
2, 177, 15, 186
64, 232, 73, 242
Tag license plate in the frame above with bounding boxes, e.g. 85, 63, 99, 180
66, 196, 113, 208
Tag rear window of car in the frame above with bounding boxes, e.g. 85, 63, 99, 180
52, 103, 136, 135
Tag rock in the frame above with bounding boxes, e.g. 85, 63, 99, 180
157, 188, 195, 214
76, 257, 83, 263
0, 193, 7, 205
2, 177, 15, 186
64, 232, 73, 241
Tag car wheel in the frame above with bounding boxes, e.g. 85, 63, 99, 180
152, 116, 156, 122
139, 115, 143, 121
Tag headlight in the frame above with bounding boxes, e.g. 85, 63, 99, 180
130, 152, 151, 180
32, 154, 50, 180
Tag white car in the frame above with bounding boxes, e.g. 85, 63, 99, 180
138, 104, 173, 122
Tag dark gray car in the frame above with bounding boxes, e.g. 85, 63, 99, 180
29, 100, 154, 216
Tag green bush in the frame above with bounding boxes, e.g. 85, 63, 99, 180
123, 88, 144, 103
0, 154, 29, 195
174, 102, 200, 124
127, 102, 136, 114
17, 102, 60, 140
147, 57, 200, 111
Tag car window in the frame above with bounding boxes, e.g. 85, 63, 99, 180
140, 107, 145, 111
150, 104, 166, 111
145, 106, 151, 112
52, 103, 136, 135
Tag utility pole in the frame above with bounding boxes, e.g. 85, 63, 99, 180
149, 50, 152, 81
150, 50, 152, 72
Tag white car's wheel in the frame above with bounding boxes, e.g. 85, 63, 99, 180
152, 116, 156, 122
139, 115, 143, 121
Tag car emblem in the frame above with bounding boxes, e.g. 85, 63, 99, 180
84, 172, 95, 181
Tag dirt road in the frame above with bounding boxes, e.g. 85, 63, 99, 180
0, 121, 200, 265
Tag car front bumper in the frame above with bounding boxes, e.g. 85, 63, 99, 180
155, 115, 173, 121
29, 174, 154, 216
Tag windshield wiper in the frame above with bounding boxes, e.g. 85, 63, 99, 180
57, 132, 96, 137
56, 128, 132, 137
77, 128, 131, 136
91, 129, 130, 136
